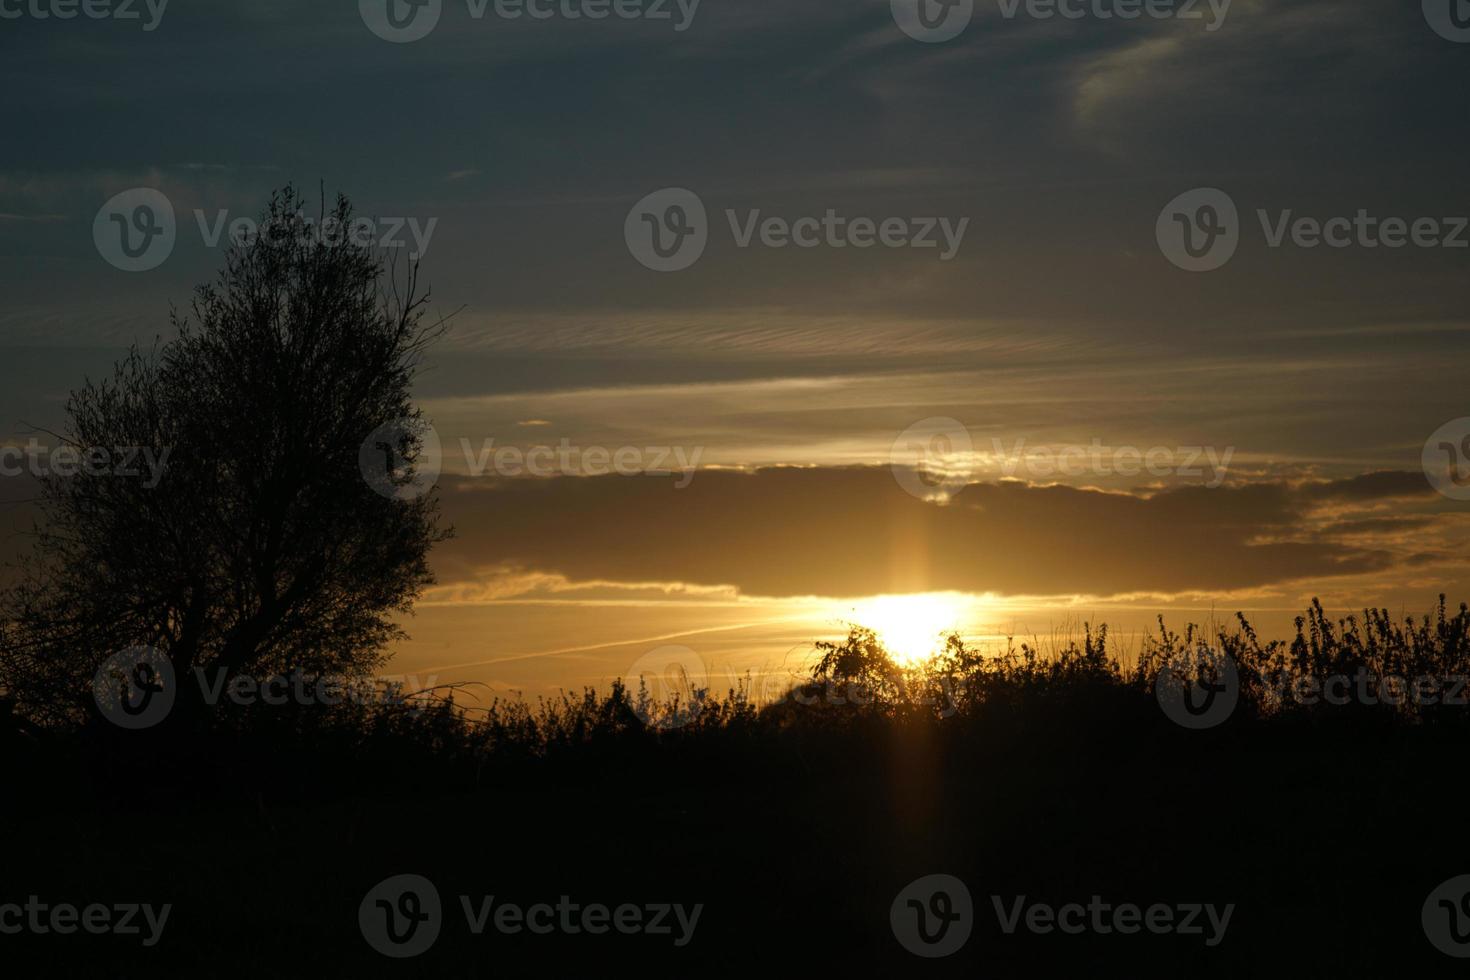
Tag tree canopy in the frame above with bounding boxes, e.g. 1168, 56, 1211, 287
0, 186, 450, 728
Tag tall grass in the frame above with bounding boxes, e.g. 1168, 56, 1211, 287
380, 594, 1470, 757
6, 597, 1470, 794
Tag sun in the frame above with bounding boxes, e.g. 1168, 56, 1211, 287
849, 593, 974, 667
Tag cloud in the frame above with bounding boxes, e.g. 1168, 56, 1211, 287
1067, 0, 1422, 158
431, 466, 1458, 600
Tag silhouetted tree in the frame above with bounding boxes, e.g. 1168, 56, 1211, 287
0, 186, 449, 728
810, 625, 906, 707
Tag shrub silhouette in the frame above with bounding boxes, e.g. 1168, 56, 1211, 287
6, 596, 1469, 977
303, 594, 1470, 765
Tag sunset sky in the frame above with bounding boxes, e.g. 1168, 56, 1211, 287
2, 0, 1468, 701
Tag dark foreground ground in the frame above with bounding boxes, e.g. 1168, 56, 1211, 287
4, 690, 1469, 979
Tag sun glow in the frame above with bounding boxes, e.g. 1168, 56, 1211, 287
847, 593, 977, 667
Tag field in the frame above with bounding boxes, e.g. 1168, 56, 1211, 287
6, 599, 1470, 976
